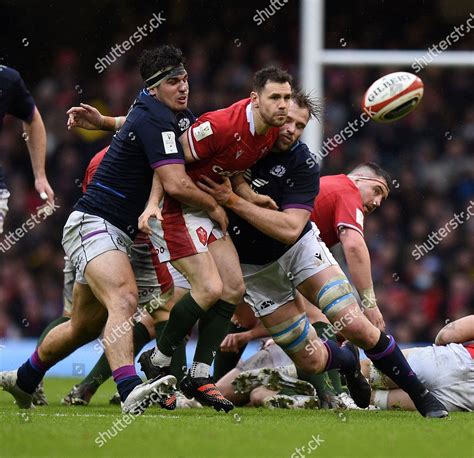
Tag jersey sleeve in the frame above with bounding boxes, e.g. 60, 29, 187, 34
133, 113, 185, 169
280, 160, 320, 212
334, 192, 365, 236
186, 111, 224, 161
8, 70, 35, 122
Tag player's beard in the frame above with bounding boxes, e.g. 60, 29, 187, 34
263, 110, 287, 127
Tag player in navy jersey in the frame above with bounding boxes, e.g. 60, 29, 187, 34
0, 65, 54, 233
65, 66, 292, 412
198, 91, 449, 418
0, 46, 202, 415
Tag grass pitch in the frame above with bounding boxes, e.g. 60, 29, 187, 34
0, 378, 472, 458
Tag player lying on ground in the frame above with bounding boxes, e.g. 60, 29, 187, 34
0, 45, 199, 415
194, 94, 448, 418
362, 315, 474, 412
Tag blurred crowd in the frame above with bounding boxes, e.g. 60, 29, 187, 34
0, 2, 472, 343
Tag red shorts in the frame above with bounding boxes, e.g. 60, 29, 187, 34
149, 196, 224, 262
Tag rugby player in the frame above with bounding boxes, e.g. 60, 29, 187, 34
0, 65, 54, 233
197, 95, 449, 418
138, 66, 293, 411
0, 45, 197, 414
364, 315, 474, 412
67, 65, 292, 412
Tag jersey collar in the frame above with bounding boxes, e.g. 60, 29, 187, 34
246, 102, 256, 136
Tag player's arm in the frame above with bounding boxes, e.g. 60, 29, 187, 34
220, 321, 269, 353
67, 103, 125, 131
338, 226, 385, 329
435, 315, 474, 345
231, 173, 277, 210
138, 171, 164, 234
197, 176, 308, 244
155, 165, 228, 233
23, 107, 54, 203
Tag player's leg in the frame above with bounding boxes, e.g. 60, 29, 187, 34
0, 188, 10, 235
214, 302, 258, 380
298, 261, 448, 417
372, 389, 416, 411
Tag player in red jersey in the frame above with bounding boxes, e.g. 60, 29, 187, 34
67, 66, 293, 412
311, 163, 390, 330
141, 67, 292, 411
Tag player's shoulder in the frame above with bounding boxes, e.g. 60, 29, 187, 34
288, 141, 319, 170
0, 65, 24, 86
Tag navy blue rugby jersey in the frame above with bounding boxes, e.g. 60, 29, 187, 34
75, 89, 195, 237
229, 141, 320, 265
0, 66, 36, 188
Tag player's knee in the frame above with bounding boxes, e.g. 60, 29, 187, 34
221, 278, 245, 304
341, 316, 379, 349
195, 279, 223, 305
109, 291, 138, 318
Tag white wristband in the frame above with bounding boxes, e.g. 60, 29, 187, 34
114, 116, 122, 130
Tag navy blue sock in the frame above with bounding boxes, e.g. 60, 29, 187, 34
16, 349, 50, 394
365, 332, 426, 398
323, 339, 356, 373
112, 365, 142, 402
116, 376, 143, 402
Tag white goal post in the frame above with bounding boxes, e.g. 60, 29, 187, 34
300, 0, 474, 156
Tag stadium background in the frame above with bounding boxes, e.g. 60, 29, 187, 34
0, 0, 472, 353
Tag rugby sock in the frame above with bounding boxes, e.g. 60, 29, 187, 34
297, 368, 336, 401
155, 320, 187, 382
37, 316, 70, 345
193, 300, 236, 369
312, 322, 345, 394
213, 322, 249, 380
323, 339, 356, 372
79, 322, 151, 389
365, 332, 426, 398
157, 293, 205, 359
112, 365, 142, 402
16, 349, 52, 394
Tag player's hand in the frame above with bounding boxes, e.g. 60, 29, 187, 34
364, 306, 385, 330
207, 204, 228, 234
263, 338, 275, 349
67, 103, 104, 130
251, 193, 278, 210
35, 176, 54, 204
138, 204, 163, 235
197, 176, 233, 206
220, 332, 251, 353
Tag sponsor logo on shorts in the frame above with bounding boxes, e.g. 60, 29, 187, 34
196, 226, 208, 246
116, 237, 126, 247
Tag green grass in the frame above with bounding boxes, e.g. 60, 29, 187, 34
0, 378, 472, 458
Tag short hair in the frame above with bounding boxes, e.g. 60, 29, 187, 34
350, 162, 392, 190
138, 45, 185, 82
252, 66, 293, 93
292, 89, 322, 121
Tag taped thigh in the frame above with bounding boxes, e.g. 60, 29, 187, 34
317, 275, 356, 319
267, 313, 312, 354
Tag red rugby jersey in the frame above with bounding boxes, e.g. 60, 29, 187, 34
82, 146, 108, 192
311, 174, 365, 248
185, 98, 279, 182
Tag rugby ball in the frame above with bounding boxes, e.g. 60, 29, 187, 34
362, 72, 424, 123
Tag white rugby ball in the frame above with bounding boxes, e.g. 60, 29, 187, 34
362, 72, 424, 123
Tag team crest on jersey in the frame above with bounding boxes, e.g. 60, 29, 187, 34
196, 226, 208, 246
269, 165, 286, 177
177, 117, 191, 132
